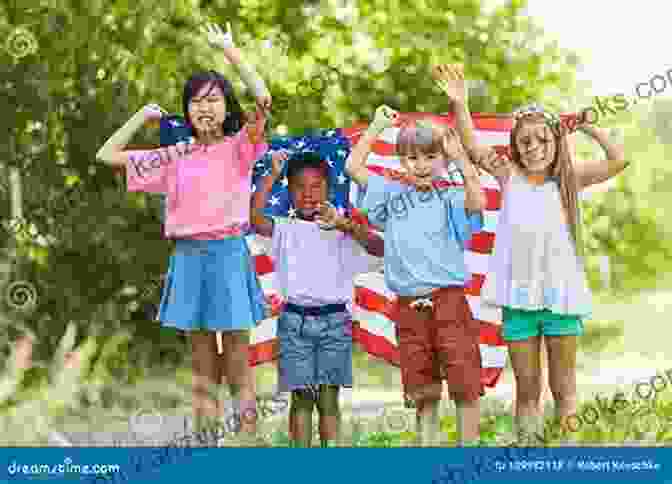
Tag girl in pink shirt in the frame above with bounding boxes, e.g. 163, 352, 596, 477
96, 23, 270, 443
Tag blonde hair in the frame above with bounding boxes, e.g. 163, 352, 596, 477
510, 113, 582, 255
396, 118, 462, 158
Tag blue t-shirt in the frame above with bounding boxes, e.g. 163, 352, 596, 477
361, 174, 483, 297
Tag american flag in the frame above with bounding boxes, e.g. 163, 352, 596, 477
155, 112, 580, 392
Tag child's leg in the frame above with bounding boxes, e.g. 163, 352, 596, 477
317, 385, 340, 446
217, 333, 230, 416
190, 331, 221, 431
415, 394, 442, 446
220, 330, 257, 435
455, 399, 480, 445
291, 389, 315, 447
508, 337, 544, 443
393, 299, 440, 447
545, 335, 578, 435
277, 310, 319, 445
315, 310, 352, 447
433, 288, 484, 446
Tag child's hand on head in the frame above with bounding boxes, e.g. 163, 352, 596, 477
270, 150, 289, 180
432, 64, 467, 105
201, 22, 235, 50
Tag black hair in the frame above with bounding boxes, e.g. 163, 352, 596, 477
182, 70, 244, 137
286, 151, 330, 183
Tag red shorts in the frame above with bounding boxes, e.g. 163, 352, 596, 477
394, 286, 483, 404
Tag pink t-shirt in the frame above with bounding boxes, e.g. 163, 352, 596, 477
126, 128, 268, 240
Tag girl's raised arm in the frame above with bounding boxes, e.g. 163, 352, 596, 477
573, 124, 629, 190
202, 22, 271, 115
433, 64, 511, 185
96, 104, 166, 167
345, 105, 399, 187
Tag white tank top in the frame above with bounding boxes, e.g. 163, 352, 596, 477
480, 169, 592, 316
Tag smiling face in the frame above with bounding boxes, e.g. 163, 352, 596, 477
289, 167, 329, 220
401, 149, 440, 183
187, 82, 227, 137
397, 120, 463, 183
513, 119, 557, 174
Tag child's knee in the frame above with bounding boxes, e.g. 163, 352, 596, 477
516, 383, 543, 404
414, 385, 442, 410
316, 385, 340, 417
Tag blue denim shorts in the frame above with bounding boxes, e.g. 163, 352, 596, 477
277, 305, 353, 392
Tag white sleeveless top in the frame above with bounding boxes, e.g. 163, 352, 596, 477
480, 169, 592, 317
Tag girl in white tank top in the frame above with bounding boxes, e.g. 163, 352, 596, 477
433, 64, 630, 446
474, 104, 628, 444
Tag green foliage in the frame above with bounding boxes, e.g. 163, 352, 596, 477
579, 102, 672, 293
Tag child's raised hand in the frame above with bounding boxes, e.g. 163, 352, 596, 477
201, 22, 235, 50
432, 64, 467, 105
141, 103, 167, 124
270, 150, 289, 180
369, 105, 400, 134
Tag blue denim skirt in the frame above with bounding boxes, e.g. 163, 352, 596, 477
157, 237, 266, 332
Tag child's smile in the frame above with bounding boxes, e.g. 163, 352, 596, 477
288, 167, 329, 220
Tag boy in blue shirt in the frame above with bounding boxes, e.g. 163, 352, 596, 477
346, 102, 486, 446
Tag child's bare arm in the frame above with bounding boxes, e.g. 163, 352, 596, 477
460, 155, 486, 213
573, 125, 629, 189
202, 22, 270, 142
250, 151, 288, 237
345, 105, 399, 187
433, 64, 511, 185
432, 64, 477, 153
96, 104, 167, 167
202, 22, 271, 113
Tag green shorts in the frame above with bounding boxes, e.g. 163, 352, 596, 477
502, 307, 584, 342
